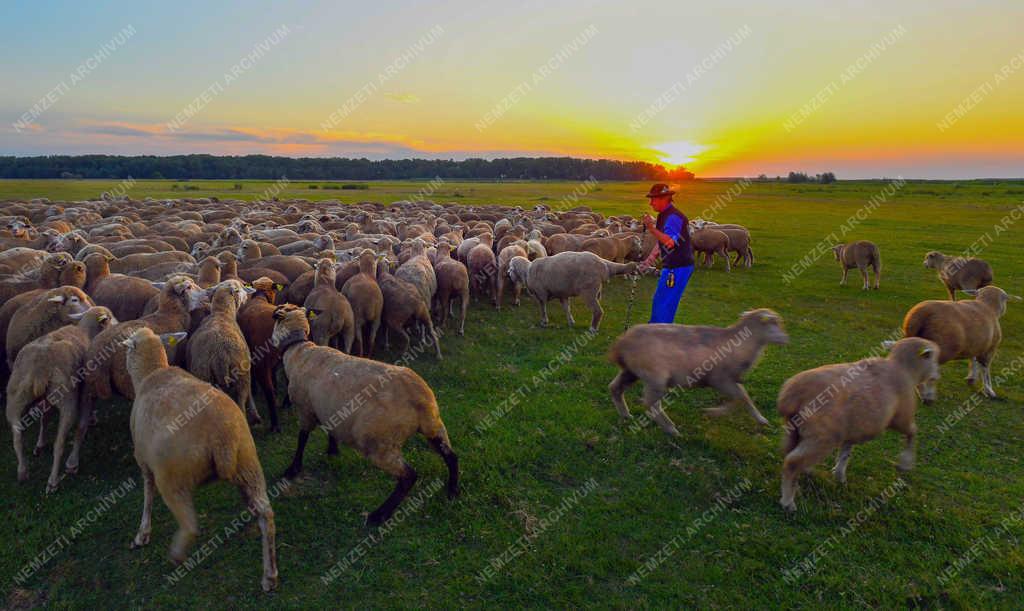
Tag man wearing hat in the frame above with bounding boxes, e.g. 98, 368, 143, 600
638, 183, 695, 323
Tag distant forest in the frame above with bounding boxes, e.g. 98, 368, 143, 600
0, 155, 697, 182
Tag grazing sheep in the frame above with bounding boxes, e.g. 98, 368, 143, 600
432, 242, 469, 335
513, 251, 636, 331
6, 286, 93, 369
303, 259, 355, 353
271, 305, 458, 524
84, 253, 161, 321
923, 251, 994, 300
833, 241, 881, 290
777, 337, 940, 512
607, 309, 789, 435
340, 250, 384, 358
122, 328, 278, 592
236, 277, 283, 429
691, 227, 731, 271
900, 286, 1020, 398
186, 281, 262, 425
6, 307, 116, 492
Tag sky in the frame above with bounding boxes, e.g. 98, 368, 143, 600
1, 0, 1022, 178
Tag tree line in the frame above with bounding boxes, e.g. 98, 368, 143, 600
0, 155, 697, 182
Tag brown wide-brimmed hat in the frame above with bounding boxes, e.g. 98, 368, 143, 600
645, 183, 676, 198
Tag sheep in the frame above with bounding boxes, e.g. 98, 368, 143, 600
900, 286, 1020, 399
186, 281, 262, 425
340, 250, 384, 358
395, 239, 437, 305
122, 327, 278, 592
377, 266, 442, 359
270, 304, 458, 524
236, 277, 284, 429
6, 307, 116, 492
607, 309, 789, 435
717, 227, 754, 268
196, 256, 222, 288
6, 286, 94, 370
0, 251, 73, 307
833, 241, 881, 290
580, 235, 643, 263
923, 251, 994, 300
66, 275, 209, 475
496, 242, 528, 310
511, 251, 636, 331
777, 337, 941, 512
691, 227, 731, 271
432, 242, 469, 335
83, 253, 161, 321
108, 251, 194, 274
544, 233, 588, 255
303, 259, 355, 353
467, 234, 498, 304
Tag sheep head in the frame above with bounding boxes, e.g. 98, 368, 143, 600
923, 251, 946, 269
71, 306, 118, 339
44, 287, 93, 322
271, 304, 310, 349
121, 327, 187, 382
887, 337, 941, 403
969, 285, 1020, 317
738, 309, 789, 345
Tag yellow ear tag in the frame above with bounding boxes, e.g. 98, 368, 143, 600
168, 336, 178, 346
760, 314, 772, 322
275, 283, 284, 291
308, 311, 317, 319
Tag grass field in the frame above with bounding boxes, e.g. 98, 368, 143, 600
1, 178, 1022, 608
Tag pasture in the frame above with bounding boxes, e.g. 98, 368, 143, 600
1, 178, 1022, 608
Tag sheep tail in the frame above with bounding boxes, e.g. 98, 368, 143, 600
781, 416, 801, 455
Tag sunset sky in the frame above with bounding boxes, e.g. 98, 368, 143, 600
2, 0, 1022, 178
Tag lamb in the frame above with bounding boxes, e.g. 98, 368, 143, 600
122, 327, 278, 592
432, 242, 469, 335
303, 259, 355, 353
186, 281, 263, 425
691, 227, 731, 271
607, 309, 789, 436
467, 234, 498, 304
6, 307, 116, 492
6, 286, 93, 369
511, 251, 636, 331
900, 286, 1020, 399
236, 277, 284, 429
377, 266, 442, 359
777, 337, 940, 511
833, 241, 881, 290
83, 253, 161, 321
271, 304, 458, 524
340, 250, 384, 357
923, 251, 994, 300
495, 242, 528, 310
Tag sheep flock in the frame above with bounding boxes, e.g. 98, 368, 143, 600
0, 195, 1017, 592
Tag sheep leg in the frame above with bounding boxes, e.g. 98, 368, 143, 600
65, 390, 94, 475
722, 248, 731, 273
283, 428, 312, 479
536, 295, 549, 327
780, 440, 833, 511
642, 383, 680, 437
980, 360, 997, 398
424, 316, 442, 360
366, 452, 417, 526
163, 487, 199, 564
872, 262, 881, 289
130, 466, 156, 549
832, 443, 853, 484
496, 274, 504, 311
428, 436, 460, 498
840, 267, 848, 286
33, 400, 50, 456
583, 290, 603, 332
859, 266, 869, 290
891, 420, 917, 472
46, 399, 77, 493
11, 414, 29, 482
238, 484, 278, 592
719, 382, 770, 426
343, 324, 355, 355
702, 399, 738, 418
326, 436, 339, 456
608, 370, 638, 419
256, 366, 279, 431
966, 358, 978, 386
560, 298, 575, 327
458, 292, 468, 336
367, 319, 380, 358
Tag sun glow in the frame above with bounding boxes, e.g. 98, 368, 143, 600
651, 141, 707, 167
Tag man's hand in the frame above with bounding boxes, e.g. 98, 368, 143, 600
638, 253, 659, 274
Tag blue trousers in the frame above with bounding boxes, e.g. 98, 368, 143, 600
649, 265, 694, 323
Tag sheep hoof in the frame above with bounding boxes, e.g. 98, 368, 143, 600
17, 469, 29, 482
663, 427, 681, 438
831, 468, 847, 485
33, 444, 47, 457
983, 389, 998, 399
780, 499, 797, 513
262, 574, 279, 592
282, 465, 301, 480
965, 377, 976, 386
130, 533, 150, 549
45, 479, 60, 494
366, 510, 387, 526
897, 453, 915, 472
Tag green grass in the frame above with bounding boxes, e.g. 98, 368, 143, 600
1, 179, 1023, 608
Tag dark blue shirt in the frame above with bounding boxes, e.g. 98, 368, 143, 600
656, 205, 694, 268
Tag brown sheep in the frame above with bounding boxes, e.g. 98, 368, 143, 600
544, 233, 588, 255
340, 250, 383, 358
67, 275, 209, 475
511, 252, 636, 331
377, 267, 442, 359
271, 304, 458, 524
303, 259, 355, 353
717, 227, 754, 268
395, 239, 437, 305
0, 252, 73, 308
236, 277, 283, 430
84, 253, 161, 321
432, 242, 469, 335
6, 286, 93, 370
923, 251, 994, 300
691, 227, 731, 271
495, 242, 528, 310
122, 327, 278, 592
108, 251, 194, 274
467, 234, 498, 304
608, 309, 789, 435
777, 337, 940, 511
900, 286, 1020, 398
186, 281, 262, 425
832, 241, 881, 290
6, 307, 116, 492
580, 235, 643, 263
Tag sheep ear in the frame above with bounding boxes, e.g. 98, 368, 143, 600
96, 313, 110, 324
47, 295, 66, 304
881, 340, 897, 350
160, 332, 188, 347
243, 286, 256, 294
960, 289, 978, 296
918, 346, 934, 358
1009, 294, 1023, 302
272, 307, 286, 320
151, 282, 166, 290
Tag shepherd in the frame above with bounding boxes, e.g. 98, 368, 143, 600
638, 183, 695, 323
